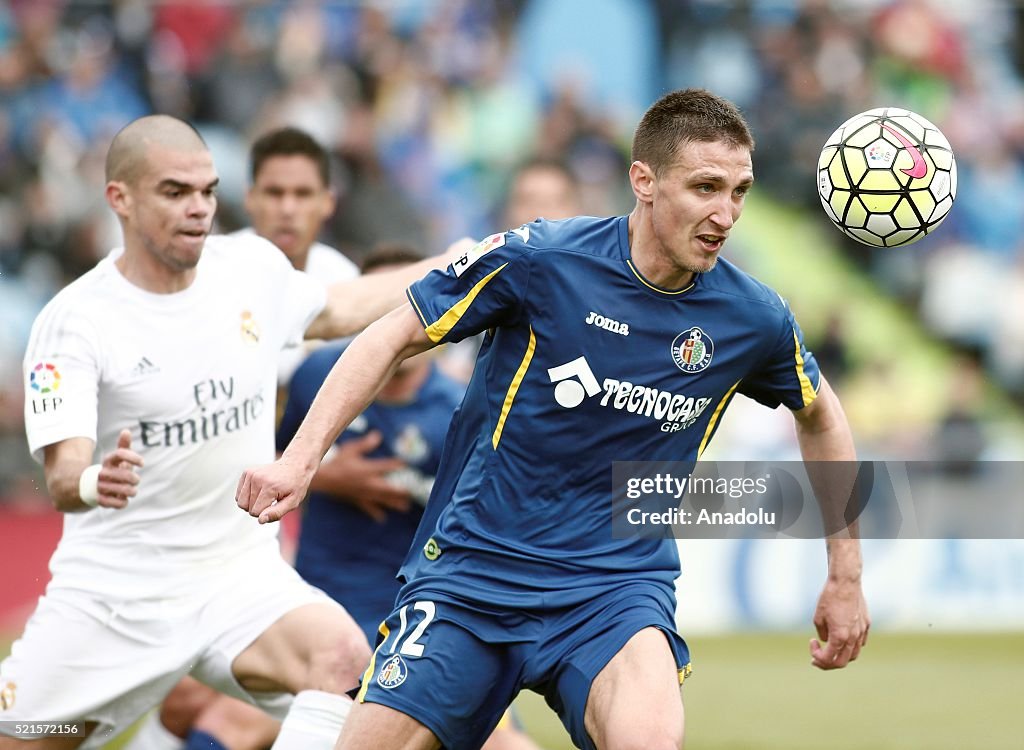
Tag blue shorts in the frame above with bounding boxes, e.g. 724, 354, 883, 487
357, 582, 690, 750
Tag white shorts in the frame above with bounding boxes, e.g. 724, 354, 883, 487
0, 547, 340, 749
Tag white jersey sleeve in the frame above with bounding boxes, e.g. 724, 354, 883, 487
23, 284, 103, 463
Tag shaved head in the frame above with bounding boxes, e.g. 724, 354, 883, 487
106, 115, 208, 184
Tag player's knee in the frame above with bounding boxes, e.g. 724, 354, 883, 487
304, 625, 373, 692
159, 678, 219, 736
601, 723, 683, 750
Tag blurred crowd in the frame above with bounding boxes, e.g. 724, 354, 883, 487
2, 0, 1023, 503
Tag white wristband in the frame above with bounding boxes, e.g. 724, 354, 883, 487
78, 464, 102, 507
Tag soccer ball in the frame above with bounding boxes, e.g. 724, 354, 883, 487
817, 107, 956, 247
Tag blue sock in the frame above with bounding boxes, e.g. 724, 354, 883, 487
184, 729, 228, 750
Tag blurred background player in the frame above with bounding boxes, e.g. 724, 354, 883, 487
0, 114, 455, 750
238, 127, 359, 384
441, 157, 583, 383
501, 158, 583, 230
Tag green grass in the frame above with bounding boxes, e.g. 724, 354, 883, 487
5, 632, 1022, 749
515, 631, 1024, 750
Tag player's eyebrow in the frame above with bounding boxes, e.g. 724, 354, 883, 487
691, 172, 727, 183
157, 177, 220, 191
690, 172, 754, 187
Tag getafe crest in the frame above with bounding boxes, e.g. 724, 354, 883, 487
376, 654, 408, 689
671, 327, 714, 374
395, 424, 428, 464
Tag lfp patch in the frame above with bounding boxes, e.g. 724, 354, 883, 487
29, 362, 61, 393
671, 327, 714, 374
376, 654, 408, 689
452, 233, 505, 277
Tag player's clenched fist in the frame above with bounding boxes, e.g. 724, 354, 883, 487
236, 459, 311, 525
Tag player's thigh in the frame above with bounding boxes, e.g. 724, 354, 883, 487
230, 601, 369, 693
583, 627, 684, 750
195, 553, 370, 697
357, 598, 520, 750
336, 701, 440, 750
0, 590, 192, 749
193, 694, 280, 750
543, 586, 689, 750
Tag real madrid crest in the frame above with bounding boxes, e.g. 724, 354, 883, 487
240, 310, 260, 344
0, 681, 16, 711
671, 326, 714, 374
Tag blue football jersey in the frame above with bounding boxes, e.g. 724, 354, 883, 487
278, 345, 465, 636
398, 216, 820, 609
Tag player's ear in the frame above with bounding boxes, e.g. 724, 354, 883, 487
105, 181, 131, 218
322, 188, 337, 220
629, 161, 655, 204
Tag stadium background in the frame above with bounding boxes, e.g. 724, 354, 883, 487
0, 0, 1022, 747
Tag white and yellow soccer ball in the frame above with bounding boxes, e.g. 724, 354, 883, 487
817, 107, 956, 247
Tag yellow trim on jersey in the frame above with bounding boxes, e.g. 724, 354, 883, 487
492, 326, 536, 450
423, 263, 508, 343
356, 621, 391, 703
697, 380, 741, 457
792, 330, 818, 407
679, 662, 693, 685
626, 260, 696, 295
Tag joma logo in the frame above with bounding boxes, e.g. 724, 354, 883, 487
585, 311, 629, 336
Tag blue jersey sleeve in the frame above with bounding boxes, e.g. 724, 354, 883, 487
738, 307, 820, 411
406, 231, 532, 345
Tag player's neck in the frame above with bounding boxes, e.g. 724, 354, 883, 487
116, 246, 198, 294
627, 210, 697, 291
288, 246, 311, 272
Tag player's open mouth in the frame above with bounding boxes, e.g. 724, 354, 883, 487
697, 234, 725, 252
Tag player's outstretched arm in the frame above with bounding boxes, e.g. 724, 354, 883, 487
792, 377, 870, 670
238, 303, 434, 524
42, 429, 143, 512
305, 237, 475, 340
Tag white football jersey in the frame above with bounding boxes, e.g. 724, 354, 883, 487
231, 228, 358, 382
23, 233, 327, 599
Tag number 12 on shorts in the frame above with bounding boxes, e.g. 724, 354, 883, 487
388, 601, 435, 657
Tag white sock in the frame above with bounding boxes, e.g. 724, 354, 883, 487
271, 689, 352, 750
123, 710, 186, 750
